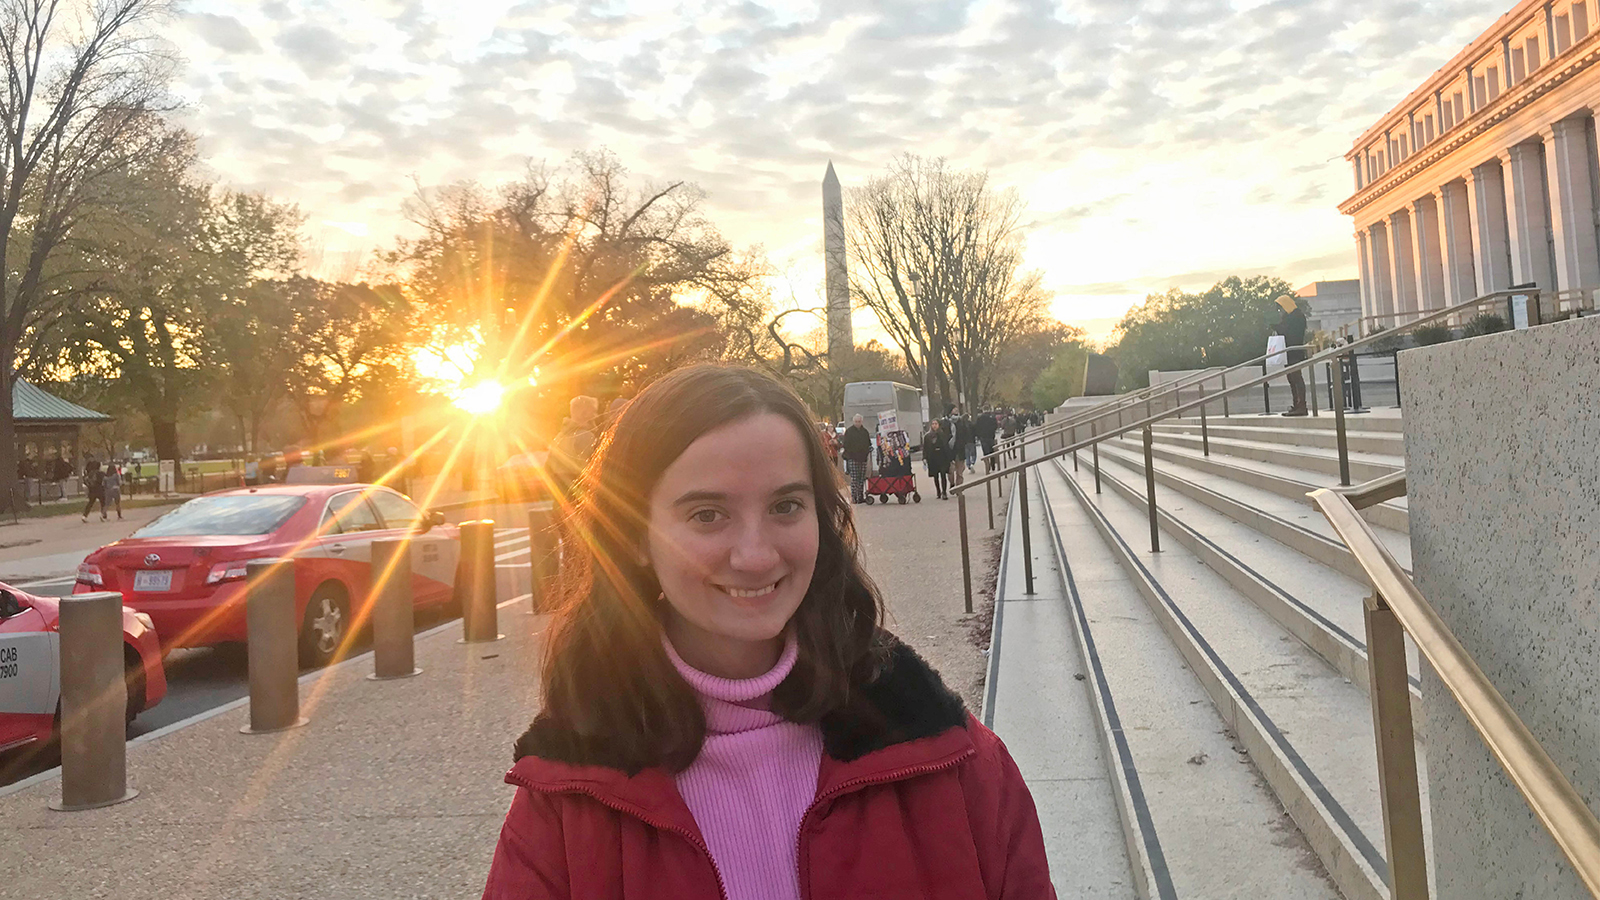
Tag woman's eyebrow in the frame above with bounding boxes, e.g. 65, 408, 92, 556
673, 489, 727, 506
771, 481, 811, 496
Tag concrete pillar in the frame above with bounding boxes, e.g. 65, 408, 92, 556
1541, 117, 1600, 291
1500, 143, 1557, 289
1465, 161, 1514, 293
1387, 209, 1420, 320
1409, 195, 1447, 312
1356, 230, 1374, 320
1367, 222, 1395, 320
1437, 180, 1479, 305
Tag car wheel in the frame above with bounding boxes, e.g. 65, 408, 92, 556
299, 584, 352, 669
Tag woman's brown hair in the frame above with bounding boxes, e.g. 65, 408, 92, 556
529, 365, 886, 773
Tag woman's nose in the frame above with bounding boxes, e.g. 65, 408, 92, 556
728, 523, 780, 572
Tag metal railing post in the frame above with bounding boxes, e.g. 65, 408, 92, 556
1393, 347, 1404, 407
1309, 358, 1319, 417
369, 539, 421, 680
1221, 370, 1231, 417
985, 478, 994, 530
1364, 594, 1430, 900
1072, 424, 1079, 472
459, 521, 504, 643
1333, 357, 1352, 487
1348, 349, 1367, 412
1017, 465, 1034, 595
959, 493, 973, 614
1092, 429, 1101, 494
527, 505, 556, 613
1143, 426, 1160, 553
1200, 389, 1210, 457
1262, 361, 1273, 414
241, 559, 308, 734
51, 591, 138, 810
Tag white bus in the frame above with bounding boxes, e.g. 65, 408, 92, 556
842, 381, 925, 450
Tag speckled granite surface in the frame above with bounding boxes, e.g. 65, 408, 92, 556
1401, 315, 1600, 899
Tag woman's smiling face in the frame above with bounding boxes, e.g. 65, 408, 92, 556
645, 412, 820, 679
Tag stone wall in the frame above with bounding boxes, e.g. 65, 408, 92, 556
1400, 315, 1600, 898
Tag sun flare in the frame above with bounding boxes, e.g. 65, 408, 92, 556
454, 380, 506, 415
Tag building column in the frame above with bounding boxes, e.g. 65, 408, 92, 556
1437, 180, 1479, 306
1356, 229, 1374, 320
1541, 117, 1600, 291
1387, 209, 1420, 320
1500, 143, 1557, 289
1367, 222, 1395, 323
1409, 195, 1447, 312
1465, 161, 1514, 293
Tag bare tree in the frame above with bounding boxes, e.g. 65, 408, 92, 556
0, 0, 171, 503
846, 155, 1048, 412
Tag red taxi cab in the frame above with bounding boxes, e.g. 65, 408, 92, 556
0, 582, 166, 754
75, 484, 460, 667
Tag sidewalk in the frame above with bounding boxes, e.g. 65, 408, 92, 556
0, 481, 1003, 900
0, 503, 179, 584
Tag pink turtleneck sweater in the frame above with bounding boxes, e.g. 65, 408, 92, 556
664, 632, 825, 900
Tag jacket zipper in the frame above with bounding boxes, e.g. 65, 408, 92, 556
793, 750, 976, 900
506, 775, 731, 900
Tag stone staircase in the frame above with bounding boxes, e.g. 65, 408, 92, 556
986, 409, 1429, 900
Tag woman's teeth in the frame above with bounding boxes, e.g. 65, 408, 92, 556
725, 582, 778, 598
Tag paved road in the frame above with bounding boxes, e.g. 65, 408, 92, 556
0, 525, 538, 786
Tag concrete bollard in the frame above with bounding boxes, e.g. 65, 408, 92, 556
368, 539, 421, 680
527, 505, 557, 614
241, 559, 308, 734
50, 591, 137, 811
459, 521, 503, 643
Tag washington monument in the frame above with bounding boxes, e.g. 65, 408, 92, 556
822, 162, 852, 360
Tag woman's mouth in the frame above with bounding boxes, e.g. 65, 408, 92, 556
719, 580, 780, 599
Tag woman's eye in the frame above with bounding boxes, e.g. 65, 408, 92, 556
773, 498, 804, 515
690, 509, 722, 524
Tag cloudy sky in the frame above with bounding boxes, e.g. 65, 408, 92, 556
171, 0, 1507, 341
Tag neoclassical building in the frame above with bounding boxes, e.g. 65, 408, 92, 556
1342, 0, 1600, 332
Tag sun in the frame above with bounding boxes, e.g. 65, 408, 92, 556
454, 381, 505, 415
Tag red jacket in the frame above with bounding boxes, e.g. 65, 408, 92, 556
483, 639, 1056, 899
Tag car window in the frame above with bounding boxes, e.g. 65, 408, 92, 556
367, 490, 422, 531
321, 492, 382, 534
133, 495, 307, 537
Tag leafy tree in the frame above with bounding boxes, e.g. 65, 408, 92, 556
1106, 275, 1293, 390
986, 320, 1084, 409
1031, 345, 1089, 411
282, 279, 414, 449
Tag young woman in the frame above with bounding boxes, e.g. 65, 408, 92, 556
923, 418, 949, 500
484, 365, 1053, 900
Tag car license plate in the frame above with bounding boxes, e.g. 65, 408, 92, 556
134, 569, 173, 592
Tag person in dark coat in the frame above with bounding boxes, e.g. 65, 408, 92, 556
923, 419, 949, 499
81, 459, 105, 522
841, 414, 872, 504
975, 410, 999, 472
1274, 294, 1309, 416
954, 411, 976, 473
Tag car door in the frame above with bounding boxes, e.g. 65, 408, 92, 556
313, 491, 385, 604
365, 489, 458, 607
0, 592, 60, 749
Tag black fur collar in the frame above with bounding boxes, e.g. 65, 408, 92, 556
513, 635, 968, 770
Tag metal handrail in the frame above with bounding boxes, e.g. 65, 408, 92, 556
1312, 484, 1600, 899
986, 342, 1315, 465
1335, 470, 1408, 509
949, 287, 1523, 609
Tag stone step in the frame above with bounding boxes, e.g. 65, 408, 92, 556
1106, 437, 1410, 534
1084, 451, 1422, 698
1030, 465, 1347, 900
1045, 459, 1433, 900
1167, 409, 1407, 434
983, 477, 1140, 899
1143, 431, 1403, 484
1152, 421, 1403, 457
1096, 442, 1413, 575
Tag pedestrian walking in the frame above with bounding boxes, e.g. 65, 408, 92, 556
1001, 411, 1018, 461
549, 395, 600, 505
841, 414, 872, 504
482, 364, 1055, 900
923, 419, 950, 499
976, 409, 999, 472
102, 461, 123, 521
953, 409, 975, 474
81, 459, 105, 522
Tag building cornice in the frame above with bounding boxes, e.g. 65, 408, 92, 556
1338, 32, 1600, 218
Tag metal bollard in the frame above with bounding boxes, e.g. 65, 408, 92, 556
51, 591, 137, 810
527, 505, 557, 614
458, 521, 503, 643
368, 539, 421, 680
242, 559, 308, 734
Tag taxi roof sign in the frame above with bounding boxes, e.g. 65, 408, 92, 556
284, 465, 359, 485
